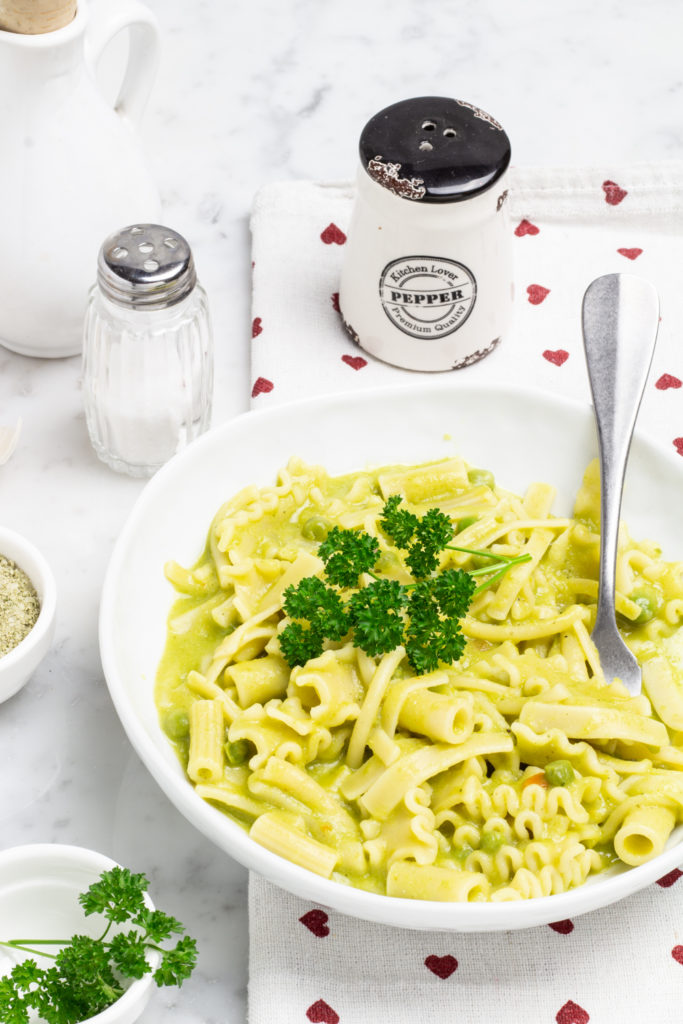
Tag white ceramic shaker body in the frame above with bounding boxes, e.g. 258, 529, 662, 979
339, 97, 512, 371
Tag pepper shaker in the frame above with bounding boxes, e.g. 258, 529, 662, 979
339, 97, 512, 371
82, 224, 213, 477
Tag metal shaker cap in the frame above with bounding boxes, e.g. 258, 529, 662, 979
359, 96, 511, 203
97, 224, 197, 309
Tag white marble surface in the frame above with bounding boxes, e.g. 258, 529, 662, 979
2, 0, 683, 1020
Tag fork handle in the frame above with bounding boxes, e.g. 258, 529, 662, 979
581, 274, 659, 636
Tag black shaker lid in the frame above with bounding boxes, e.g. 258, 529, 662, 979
359, 96, 511, 203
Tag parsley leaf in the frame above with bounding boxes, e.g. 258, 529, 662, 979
381, 500, 454, 578
79, 866, 147, 923
318, 526, 380, 587
110, 931, 150, 980
379, 494, 419, 548
153, 935, 198, 987
278, 621, 325, 667
430, 568, 476, 618
283, 577, 349, 639
347, 580, 405, 657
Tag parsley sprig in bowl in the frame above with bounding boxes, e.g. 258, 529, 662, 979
0, 844, 197, 1024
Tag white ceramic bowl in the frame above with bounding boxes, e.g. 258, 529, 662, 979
100, 382, 683, 930
0, 526, 57, 702
0, 844, 156, 1024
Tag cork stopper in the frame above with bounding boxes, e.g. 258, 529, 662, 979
0, 0, 77, 34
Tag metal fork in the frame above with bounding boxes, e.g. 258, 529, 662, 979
581, 273, 660, 695
0, 418, 21, 465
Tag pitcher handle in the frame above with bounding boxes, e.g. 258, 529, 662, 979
85, 0, 160, 127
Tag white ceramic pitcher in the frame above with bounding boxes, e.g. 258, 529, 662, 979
0, 0, 161, 357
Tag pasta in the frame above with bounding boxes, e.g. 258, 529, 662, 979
155, 456, 683, 901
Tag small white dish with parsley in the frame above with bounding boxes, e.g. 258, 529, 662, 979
0, 844, 197, 1024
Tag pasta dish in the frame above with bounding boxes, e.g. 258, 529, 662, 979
155, 457, 683, 901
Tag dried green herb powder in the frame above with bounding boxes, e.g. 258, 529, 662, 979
0, 554, 40, 657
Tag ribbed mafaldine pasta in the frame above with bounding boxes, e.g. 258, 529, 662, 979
155, 457, 683, 901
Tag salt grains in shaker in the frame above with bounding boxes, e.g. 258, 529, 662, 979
339, 97, 512, 371
82, 225, 213, 477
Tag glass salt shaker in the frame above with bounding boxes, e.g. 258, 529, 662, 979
82, 224, 213, 477
339, 97, 512, 371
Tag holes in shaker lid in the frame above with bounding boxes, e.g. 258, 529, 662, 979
138, 242, 154, 254
143, 259, 159, 272
443, 127, 457, 137
421, 120, 436, 131
419, 141, 433, 152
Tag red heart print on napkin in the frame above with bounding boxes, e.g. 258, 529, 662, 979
515, 219, 540, 236
341, 354, 367, 371
331, 292, 341, 312
656, 373, 682, 390
251, 376, 274, 398
321, 223, 347, 245
617, 247, 642, 260
672, 946, 683, 965
424, 954, 458, 979
306, 999, 340, 1023
527, 284, 550, 305
657, 868, 683, 887
602, 180, 628, 205
252, 317, 263, 338
549, 919, 575, 934
543, 349, 569, 366
556, 1000, 590, 1024
674, 438, 683, 456
299, 909, 330, 937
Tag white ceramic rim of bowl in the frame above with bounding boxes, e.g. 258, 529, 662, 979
0, 843, 157, 1024
99, 381, 683, 931
0, 525, 57, 701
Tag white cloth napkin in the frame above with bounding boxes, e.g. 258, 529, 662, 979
248, 165, 683, 1024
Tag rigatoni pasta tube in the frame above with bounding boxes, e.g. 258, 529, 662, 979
614, 806, 676, 865
250, 811, 338, 877
387, 862, 490, 901
187, 699, 225, 784
397, 690, 474, 745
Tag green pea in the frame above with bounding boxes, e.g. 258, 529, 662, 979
479, 829, 505, 853
630, 588, 663, 625
163, 708, 189, 740
544, 759, 575, 787
225, 739, 253, 766
467, 468, 495, 489
456, 515, 478, 534
301, 515, 331, 542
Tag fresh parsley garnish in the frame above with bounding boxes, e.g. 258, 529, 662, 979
347, 578, 406, 657
0, 867, 197, 1024
280, 496, 532, 673
317, 526, 380, 587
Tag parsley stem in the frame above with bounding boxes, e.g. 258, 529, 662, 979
0, 940, 60, 958
472, 554, 532, 595
468, 553, 532, 578
446, 544, 502, 560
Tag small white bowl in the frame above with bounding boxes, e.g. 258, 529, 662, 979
0, 526, 57, 702
0, 844, 157, 1024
